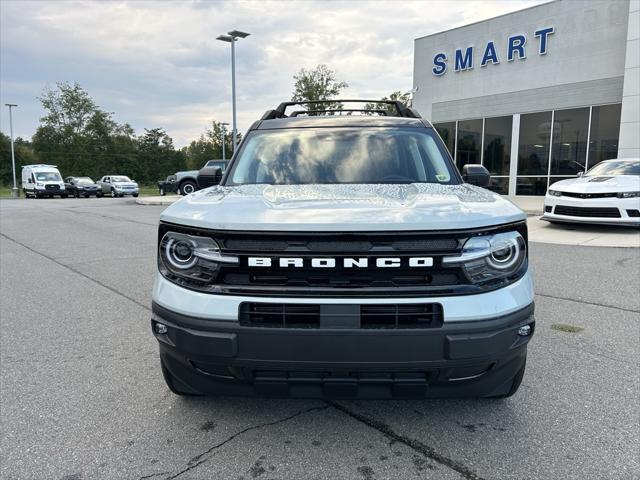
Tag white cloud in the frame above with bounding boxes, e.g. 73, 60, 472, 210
0, 0, 546, 146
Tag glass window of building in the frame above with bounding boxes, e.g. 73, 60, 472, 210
517, 111, 552, 195
456, 119, 482, 170
433, 122, 456, 158
550, 107, 590, 176
483, 116, 512, 195
517, 111, 552, 176
588, 104, 622, 169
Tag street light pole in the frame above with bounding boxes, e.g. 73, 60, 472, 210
220, 122, 229, 160
216, 30, 250, 152
5, 103, 18, 198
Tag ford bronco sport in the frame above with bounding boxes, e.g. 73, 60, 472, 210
151, 100, 534, 399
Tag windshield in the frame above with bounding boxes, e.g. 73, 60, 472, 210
111, 176, 131, 182
76, 177, 94, 185
226, 127, 458, 185
35, 172, 62, 182
586, 160, 640, 176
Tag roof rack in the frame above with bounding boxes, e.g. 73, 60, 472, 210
21, 164, 58, 169
261, 99, 421, 120
289, 108, 389, 117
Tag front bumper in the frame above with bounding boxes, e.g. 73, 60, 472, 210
542, 194, 640, 226
152, 300, 535, 398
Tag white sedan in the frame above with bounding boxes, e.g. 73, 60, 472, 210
542, 158, 640, 226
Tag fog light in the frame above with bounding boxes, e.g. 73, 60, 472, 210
518, 325, 531, 337
154, 322, 168, 335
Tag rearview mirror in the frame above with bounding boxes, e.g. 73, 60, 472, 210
197, 166, 223, 189
462, 164, 491, 187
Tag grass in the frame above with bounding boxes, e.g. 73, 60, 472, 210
0, 184, 176, 198
551, 323, 585, 333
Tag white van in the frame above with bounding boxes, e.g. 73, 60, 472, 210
22, 164, 67, 198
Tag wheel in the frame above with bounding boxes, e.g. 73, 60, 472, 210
159, 187, 165, 196
23, 189, 30, 199
74, 191, 80, 198
111, 188, 117, 198
62, 194, 68, 198
84, 194, 90, 198
97, 192, 103, 198
160, 358, 202, 396
118, 193, 124, 198
179, 180, 197, 196
484, 359, 526, 399
132, 193, 139, 198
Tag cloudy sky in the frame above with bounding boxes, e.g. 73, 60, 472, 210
0, 0, 546, 147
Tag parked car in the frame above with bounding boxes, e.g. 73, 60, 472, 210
152, 99, 534, 399
157, 160, 229, 196
64, 177, 103, 198
21, 164, 67, 198
96, 175, 139, 197
542, 158, 640, 226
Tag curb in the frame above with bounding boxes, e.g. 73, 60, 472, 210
135, 196, 180, 206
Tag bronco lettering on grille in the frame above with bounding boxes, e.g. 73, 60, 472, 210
247, 257, 434, 268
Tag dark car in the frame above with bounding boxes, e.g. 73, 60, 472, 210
157, 160, 229, 196
64, 177, 103, 198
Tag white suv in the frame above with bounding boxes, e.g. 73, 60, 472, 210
151, 100, 534, 399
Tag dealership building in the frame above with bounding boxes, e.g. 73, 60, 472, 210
413, 0, 639, 195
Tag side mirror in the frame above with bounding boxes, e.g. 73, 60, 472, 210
197, 166, 223, 189
577, 171, 584, 177
27, 178, 33, 184
462, 164, 491, 187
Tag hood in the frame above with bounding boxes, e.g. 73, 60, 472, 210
550, 175, 640, 193
176, 170, 199, 176
160, 183, 526, 232
113, 182, 138, 187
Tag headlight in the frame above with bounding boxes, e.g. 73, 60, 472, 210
443, 231, 527, 284
158, 231, 238, 290
548, 190, 562, 197
617, 191, 640, 198
36, 182, 44, 187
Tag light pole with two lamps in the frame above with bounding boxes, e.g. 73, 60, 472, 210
216, 30, 250, 152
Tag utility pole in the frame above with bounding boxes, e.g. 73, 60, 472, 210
5, 103, 18, 198
221, 122, 229, 160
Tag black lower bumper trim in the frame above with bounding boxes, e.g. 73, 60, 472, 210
152, 301, 534, 398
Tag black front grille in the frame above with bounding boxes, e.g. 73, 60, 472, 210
627, 209, 640, 218
239, 302, 443, 329
560, 191, 617, 199
45, 184, 60, 191
554, 205, 621, 218
159, 222, 529, 297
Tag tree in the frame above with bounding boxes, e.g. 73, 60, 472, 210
184, 120, 236, 170
0, 133, 40, 185
291, 64, 348, 114
364, 91, 412, 115
136, 128, 186, 181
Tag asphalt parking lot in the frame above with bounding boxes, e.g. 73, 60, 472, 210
1, 198, 639, 480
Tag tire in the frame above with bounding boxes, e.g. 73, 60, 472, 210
179, 180, 197, 196
84, 194, 90, 198
61, 194, 68, 199
484, 358, 526, 399
74, 191, 80, 198
97, 191, 103, 198
132, 193, 139, 198
118, 193, 124, 198
111, 188, 117, 198
161, 358, 202, 396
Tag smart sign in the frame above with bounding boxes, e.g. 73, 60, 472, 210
432, 26, 554, 75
